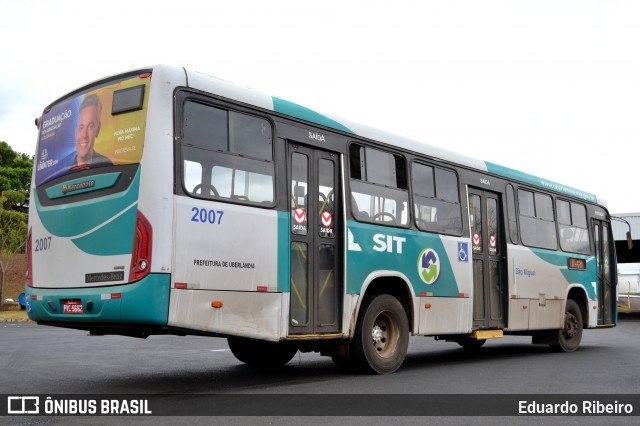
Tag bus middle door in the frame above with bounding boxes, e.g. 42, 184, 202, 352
288, 142, 343, 335
468, 187, 507, 330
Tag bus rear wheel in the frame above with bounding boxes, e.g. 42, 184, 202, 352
551, 299, 583, 352
228, 338, 298, 367
351, 294, 409, 374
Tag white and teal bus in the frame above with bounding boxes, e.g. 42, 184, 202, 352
27, 65, 617, 374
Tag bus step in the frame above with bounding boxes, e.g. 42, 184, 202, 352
471, 330, 504, 340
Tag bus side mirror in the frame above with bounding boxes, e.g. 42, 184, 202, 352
627, 231, 634, 250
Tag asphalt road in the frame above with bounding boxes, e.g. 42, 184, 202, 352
1, 314, 639, 425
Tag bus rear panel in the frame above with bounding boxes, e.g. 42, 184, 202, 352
26, 71, 171, 333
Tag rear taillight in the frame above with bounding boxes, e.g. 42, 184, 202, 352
129, 211, 152, 282
26, 228, 33, 286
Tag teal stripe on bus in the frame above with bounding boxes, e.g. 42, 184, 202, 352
277, 210, 290, 293
272, 97, 354, 134
35, 167, 141, 256
71, 203, 137, 256
485, 161, 597, 203
346, 220, 461, 296
529, 247, 597, 299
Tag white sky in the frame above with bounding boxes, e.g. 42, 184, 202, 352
1, 0, 639, 213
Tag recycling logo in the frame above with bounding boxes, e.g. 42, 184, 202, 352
417, 248, 440, 285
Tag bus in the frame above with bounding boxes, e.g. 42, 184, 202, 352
26, 64, 617, 374
612, 214, 639, 313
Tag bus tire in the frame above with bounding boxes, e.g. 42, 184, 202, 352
228, 338, 298, 367
351, 294, 409, 374
551, 299, 583, 352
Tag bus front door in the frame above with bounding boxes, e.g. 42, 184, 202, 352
468, 187, 507, 329
288, 143, 343, 335
593, 219, 616, 325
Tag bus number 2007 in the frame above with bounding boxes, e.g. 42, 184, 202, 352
35, 236, 52, 252
191, 207, 224, 225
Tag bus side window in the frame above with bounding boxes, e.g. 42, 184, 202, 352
518, 189, 557, 250
348, 144, 409, 226
412, 162, 462, 235
506, 184, 519, 244
557, 199, 590, 254
181, 101, 275, 205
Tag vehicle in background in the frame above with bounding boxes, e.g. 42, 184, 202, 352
612, 214, 639, 313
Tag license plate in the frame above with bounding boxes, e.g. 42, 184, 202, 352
62, 300, 84, 314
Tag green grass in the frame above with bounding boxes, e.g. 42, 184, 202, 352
0, 309, 29, 321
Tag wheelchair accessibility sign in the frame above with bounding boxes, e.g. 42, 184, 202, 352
458, 242, 469, 263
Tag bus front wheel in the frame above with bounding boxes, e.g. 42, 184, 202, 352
551, 299, 583, 352
351, 294, 409, 374
228, 338, 298, 367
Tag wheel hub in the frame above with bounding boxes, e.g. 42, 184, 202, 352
371, 316, 390, 354
372, 324, 384, 344
564, 312, 578, 338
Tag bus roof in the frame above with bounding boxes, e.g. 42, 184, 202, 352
174, 65, 604, 206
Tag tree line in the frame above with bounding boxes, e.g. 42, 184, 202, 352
0, 141, 32, 309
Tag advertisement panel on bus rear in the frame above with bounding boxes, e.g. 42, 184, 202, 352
35, 76, 149, 186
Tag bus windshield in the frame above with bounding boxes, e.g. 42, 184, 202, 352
35, 74, 149, 187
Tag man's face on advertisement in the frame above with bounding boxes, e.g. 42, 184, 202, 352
75, 103, 100, 163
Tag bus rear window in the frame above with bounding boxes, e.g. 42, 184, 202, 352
35, 75, 149, 187
112, 84, 145, 115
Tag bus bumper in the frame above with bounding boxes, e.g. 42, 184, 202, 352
24, 274, 170, 325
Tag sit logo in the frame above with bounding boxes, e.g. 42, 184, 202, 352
417, 248, 440, 285
372, 234, 406, 254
